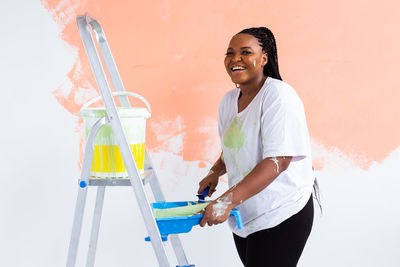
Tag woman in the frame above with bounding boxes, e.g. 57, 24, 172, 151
197, 27, 315, 267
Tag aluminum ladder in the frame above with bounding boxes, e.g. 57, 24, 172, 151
66, 14, 193, 267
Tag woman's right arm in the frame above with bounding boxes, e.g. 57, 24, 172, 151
197, 152, 226, 197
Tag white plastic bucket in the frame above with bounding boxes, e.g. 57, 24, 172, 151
79, 92, 151, 178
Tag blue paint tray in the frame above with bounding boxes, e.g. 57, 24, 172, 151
151, 201, 244, 236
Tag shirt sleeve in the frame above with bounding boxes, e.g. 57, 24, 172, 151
261, 90, 310, 161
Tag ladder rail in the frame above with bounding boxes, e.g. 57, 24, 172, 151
86, 186, 106, 267
144, 150, 166, 202
144, 150, 191, 267
76, 14, 170, 267
67, 117, 107, 267
86, 17, 130, 107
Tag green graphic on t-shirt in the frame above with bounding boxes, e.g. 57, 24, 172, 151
223, 116, 245, 149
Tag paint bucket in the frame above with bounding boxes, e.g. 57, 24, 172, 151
79, 92, 151, 178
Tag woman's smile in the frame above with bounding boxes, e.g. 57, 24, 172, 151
230, 65, 247, 75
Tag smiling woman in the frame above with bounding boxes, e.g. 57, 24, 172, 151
197, 27, 315, 267
224, 34, 268, 88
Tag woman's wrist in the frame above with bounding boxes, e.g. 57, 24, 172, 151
208, 153, 227, 177
212, 191, 237, 213
209, 166, 226, 177
225, 184, 244, 208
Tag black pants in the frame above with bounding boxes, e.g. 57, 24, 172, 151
233, 195, 314, 267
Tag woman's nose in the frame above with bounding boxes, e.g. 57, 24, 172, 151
232, 53, 242, 62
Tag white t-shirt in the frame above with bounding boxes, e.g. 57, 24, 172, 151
218, 77, 315, 238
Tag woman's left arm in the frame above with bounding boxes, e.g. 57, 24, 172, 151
199, 156, 292, 227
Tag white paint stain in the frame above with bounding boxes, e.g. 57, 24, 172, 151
212, 192, 232, 217
270, 157, 279, 173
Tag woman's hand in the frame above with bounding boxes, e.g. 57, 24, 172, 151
197, 170, 219, 197
199, 198, 234, 227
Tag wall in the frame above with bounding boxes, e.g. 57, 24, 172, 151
0, 0, 399, 266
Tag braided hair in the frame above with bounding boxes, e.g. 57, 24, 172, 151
238, 27, 282, 81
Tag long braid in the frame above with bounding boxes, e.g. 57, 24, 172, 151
238, 27, 282, 80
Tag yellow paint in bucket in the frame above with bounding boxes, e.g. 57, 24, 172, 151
91, 144, 145, 174
79, 106, 150, 178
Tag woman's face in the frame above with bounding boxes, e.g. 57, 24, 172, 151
224, 33, 267, 85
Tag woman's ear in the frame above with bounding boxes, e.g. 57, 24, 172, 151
262, 53, 268, 66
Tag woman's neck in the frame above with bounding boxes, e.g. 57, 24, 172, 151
239, 75, 267, 98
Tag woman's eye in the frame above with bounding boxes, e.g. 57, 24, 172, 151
225, 52, 233, 56
242, 51, 251, 55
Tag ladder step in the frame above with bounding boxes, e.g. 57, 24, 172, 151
80, 169, 154, 186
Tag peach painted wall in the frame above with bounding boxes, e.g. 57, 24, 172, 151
42, 0, 400, 168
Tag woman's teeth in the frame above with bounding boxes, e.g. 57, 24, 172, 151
231, 66, 246, 71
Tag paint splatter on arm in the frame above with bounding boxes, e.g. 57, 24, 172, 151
225, 156, 291, 207
270, 157, 279, 173
199, 156, 291, 227
212, 192, 233, 217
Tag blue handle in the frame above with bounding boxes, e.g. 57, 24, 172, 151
233, 210, 244, 230
197, 187, 210, 201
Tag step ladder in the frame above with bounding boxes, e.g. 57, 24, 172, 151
66, 14, 193, 267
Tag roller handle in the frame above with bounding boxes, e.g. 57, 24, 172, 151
197, 187, 210, 201
232, 209, 244, 230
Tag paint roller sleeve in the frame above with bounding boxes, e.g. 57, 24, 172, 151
153, 203, 210, 218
